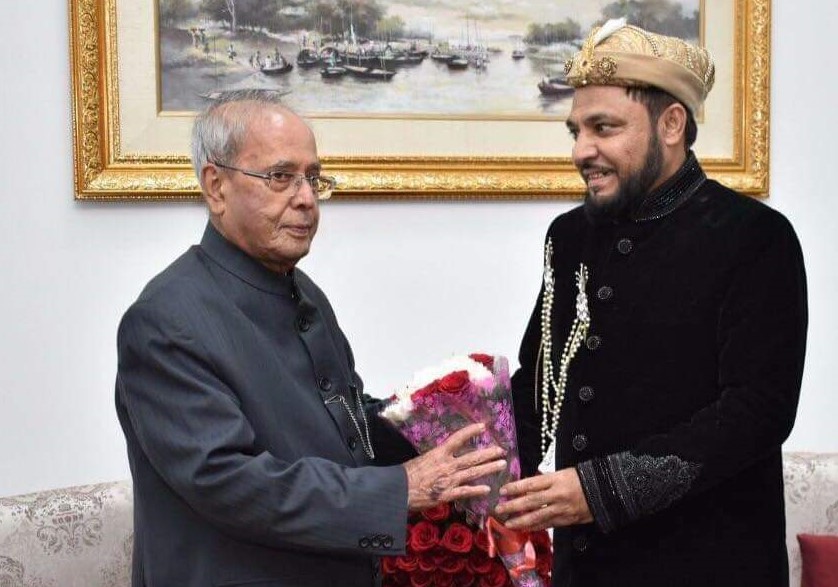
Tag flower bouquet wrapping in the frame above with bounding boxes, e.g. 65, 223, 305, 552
380, 354, 549, 587
382, 502, 552, 587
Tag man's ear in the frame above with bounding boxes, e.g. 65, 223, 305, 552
201, 164, 226, 216
658, 102, 688, 148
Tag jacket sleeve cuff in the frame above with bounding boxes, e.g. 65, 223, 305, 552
576, 458, 620, 534
577, 451, 701, 534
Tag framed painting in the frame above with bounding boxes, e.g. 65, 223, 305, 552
69, 0, 770, 200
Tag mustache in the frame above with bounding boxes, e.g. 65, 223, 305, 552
580, 163, 613, 174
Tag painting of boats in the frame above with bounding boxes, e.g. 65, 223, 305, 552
158, 0, 701, 117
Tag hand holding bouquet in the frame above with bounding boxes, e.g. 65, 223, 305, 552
380, 354, 549, 587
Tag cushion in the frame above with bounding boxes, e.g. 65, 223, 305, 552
797, 534, 838, 587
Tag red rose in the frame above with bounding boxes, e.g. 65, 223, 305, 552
439, 555, 467, 574
438, 371, 470, 394
469, 353, 495, 370
382, 556, 400, 574
422, 502, 451, 522
409, 570, 434, 587
382, 567, 411, 587
434, 572, 456, 587
394, 555, 419, 572
430, 548, 449, 566
441, 522, 474, 553
474, 529, 491, 553
417, 556, 437, 572
408, 520, 440, 553
453, 574, 477, 587
467, 550, 494, 574
478, 561, 510, 587
411, 380, 440, 401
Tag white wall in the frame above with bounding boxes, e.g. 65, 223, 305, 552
1, 1, 835, 496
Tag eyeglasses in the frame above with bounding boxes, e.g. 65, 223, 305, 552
211, 161, 336, 200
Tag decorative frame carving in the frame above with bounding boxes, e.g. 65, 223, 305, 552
69, 0, 770, 200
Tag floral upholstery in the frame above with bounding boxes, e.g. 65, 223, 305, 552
0, 481, 132, 587
783, 452, 838, 586
0, 454, 835, 587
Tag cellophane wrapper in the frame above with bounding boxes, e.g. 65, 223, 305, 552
379, 353, 545, 587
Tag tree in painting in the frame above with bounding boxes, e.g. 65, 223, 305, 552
597, 0, 699, 38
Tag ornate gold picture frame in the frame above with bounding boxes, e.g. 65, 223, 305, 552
69, 0, 769, 200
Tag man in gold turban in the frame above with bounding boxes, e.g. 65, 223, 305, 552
497, 19, 807, 587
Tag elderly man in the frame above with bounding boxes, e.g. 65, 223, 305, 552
115, 90, 506, 587
496, 20, 807, 587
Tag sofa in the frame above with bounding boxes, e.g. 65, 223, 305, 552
0, 480, 132, 587
1, 453, 836, 587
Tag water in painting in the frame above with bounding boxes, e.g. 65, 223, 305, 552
158, 0, 700, 117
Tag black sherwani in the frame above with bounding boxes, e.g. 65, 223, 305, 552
511, 155, 807, 587
116, 223, 410, 587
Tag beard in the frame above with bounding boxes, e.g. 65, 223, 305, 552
583, 132, 664, 224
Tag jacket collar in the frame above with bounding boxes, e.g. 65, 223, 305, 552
199, 222, 298, 297
632, 150, 706, 222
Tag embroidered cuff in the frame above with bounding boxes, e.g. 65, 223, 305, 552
577, 451, 702, 533
609, 451, 701, 520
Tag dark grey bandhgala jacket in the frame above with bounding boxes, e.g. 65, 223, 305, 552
116, 223, 410, 587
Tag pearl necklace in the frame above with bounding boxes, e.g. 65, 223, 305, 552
537, 238, 590, 469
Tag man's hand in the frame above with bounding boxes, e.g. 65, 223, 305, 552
404, 423, 506, 511
494, 468, 593, 531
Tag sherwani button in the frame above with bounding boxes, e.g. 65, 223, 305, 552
319, 377, 332, 391
597, 286, 614, 301
297, 316, 310, 332
347, 436, 357, 450
617, 238, 634, 255
585, 335, 601, 351
579, 386, 595, 403
382, 536, 394, 549
572, 534, 588, 552
572, 434, 588, 451
359, 537, 370, 548
370, 536, 382, 548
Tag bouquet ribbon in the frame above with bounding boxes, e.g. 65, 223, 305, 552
485, 516, 538, 580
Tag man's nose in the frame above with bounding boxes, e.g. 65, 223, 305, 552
292, 177, 318, 207
572, 133, 597, 168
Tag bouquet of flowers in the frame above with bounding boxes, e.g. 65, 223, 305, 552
380, 353, 548, 587
381, 502, 552, 587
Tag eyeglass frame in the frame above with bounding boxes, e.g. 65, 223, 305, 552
210, 161, 336, 200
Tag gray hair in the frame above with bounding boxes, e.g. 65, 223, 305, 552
190, 89, 293, 189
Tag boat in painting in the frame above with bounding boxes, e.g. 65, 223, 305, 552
537, 75, 573, 96
320, 65, 348, 78
261, 62, 293, 76
343, 64, 396, 80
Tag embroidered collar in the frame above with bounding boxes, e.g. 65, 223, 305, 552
632, 151, 706, 222
199, 222, 298, 297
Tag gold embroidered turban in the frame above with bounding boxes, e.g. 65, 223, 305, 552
564, 19, 715, 115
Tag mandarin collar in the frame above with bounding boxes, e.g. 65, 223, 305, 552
199, 222, 298, 297
632, 151, 706, 223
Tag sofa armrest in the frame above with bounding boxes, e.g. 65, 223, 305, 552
783, 452, 838, 586
0, 480, 133, 587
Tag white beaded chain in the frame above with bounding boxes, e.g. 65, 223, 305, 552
537, 238, 591, 464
